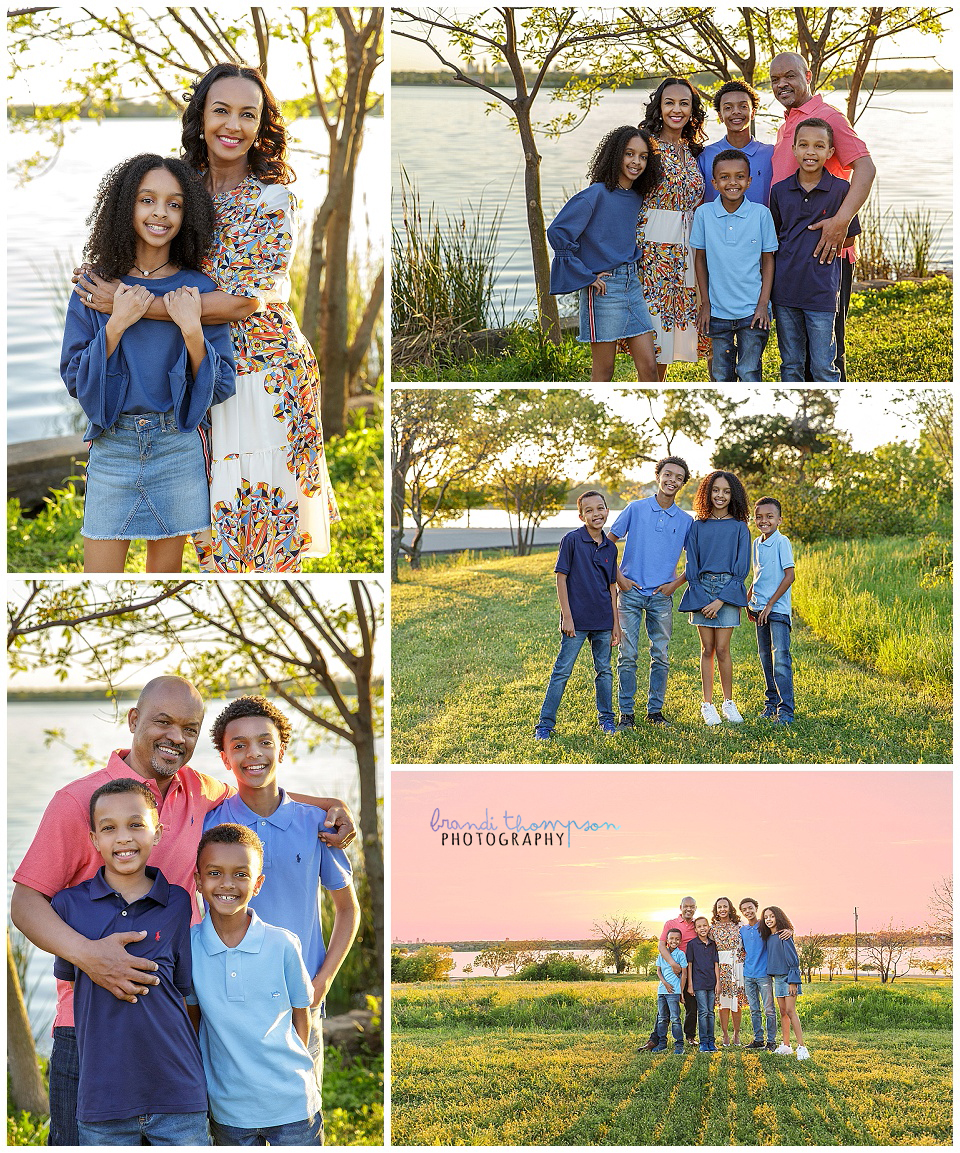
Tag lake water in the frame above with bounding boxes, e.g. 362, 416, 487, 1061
6, 116, 386, 444
392, 87, 953, 321
7, 697, 383, 1054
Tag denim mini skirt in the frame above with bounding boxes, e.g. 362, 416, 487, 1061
578, 260, 655, 343
688, 572, 742, 628
83, 412, 210, 541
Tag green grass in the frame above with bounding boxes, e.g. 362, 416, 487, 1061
391, 541, 951, 764
6, 410, 383, 574
391, 979, 953, 1145
393, 278, 952, 383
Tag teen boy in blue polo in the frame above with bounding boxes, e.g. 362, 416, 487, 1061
607, 457, 692, 728
187, 824, 323, 1145
535, 489, 621, 739
692, 149, 779, 382
51, 778, 209, 1146
748, 498, 796, 724
739, 897, 778, 1051
205, 696, 360, 1091
698, 79, 775, 206
769, 117, 861, 381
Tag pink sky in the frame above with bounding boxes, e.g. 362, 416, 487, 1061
391, 771, 951, 940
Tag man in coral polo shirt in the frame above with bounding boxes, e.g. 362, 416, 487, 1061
769, 52, 876, 381
11, 675, 355, 1146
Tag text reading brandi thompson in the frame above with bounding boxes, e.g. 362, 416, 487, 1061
430, 808, 619, 848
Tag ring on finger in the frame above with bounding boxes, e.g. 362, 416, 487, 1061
87, 293, 93, 303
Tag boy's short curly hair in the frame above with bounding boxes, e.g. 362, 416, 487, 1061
89, 777, 158, 830
210, 695, 292, 752
713, 78, 761, 117
712, 148, 750, 175
655, 455, 690, 484
196, 822, 264, 868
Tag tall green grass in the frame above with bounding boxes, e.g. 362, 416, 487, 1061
801, 983, 951, 1031
792, 536, 951, 692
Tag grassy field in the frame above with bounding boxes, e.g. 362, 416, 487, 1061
394, 278, 952, 383
391, 538, 951, 764
391, 978, 953, 1146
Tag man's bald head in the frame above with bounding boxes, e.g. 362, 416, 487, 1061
770, 52, 813, 109
127, 676, 205, 784
135, 675, 203, 713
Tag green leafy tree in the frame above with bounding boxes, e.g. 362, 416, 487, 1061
860, 922, 917, 984
620, 389, 735, 456
593, 915, 645, 974
391, 945, 455, 982
7, 7, 383, 438
474, 943, 514, 976
927, 875, 952, 941
631, 938, 659, 976
796, 934, 827, 982
7, 578, 384, 989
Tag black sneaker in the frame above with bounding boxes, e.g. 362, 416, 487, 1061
616, 713, 635, 731
746, 1038, 765, 1049
646, 712, 669, 725
765, 1041, 777, 1052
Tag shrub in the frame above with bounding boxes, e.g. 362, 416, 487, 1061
517, 952, 604, 982
391, 945, 455, 983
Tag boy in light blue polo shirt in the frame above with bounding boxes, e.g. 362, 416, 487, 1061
608, 457, 692, 728
748, 498, 796, 724
692, 149, 778, 382
205, 696, 360, 1087
651, 928, 687, 1054
187, 824, 323, 1145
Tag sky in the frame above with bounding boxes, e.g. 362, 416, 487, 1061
391, 8, 951, 72
391, 771, 951, 940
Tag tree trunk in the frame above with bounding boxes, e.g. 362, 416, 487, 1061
354, 728, 384, 991
514, 101, 561, 342
7, 933, 48, 1116
319, 178, 354, 440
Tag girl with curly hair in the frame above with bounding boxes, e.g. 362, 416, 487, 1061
760, 906, 809, 1059
75, 63, 340, 572
678, 469, 751, 724
61, 154, 236, 573
637, 77, 709, 377
547, 125, 663, 381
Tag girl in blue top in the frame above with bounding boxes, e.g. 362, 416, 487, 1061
760, 906, 809, 1060
678, 470, 751, 725
61, 153, 235, 573
547, 126, 662, 383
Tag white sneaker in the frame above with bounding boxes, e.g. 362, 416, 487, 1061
775, 1043, 792, 1055
796, 1046, 810, 1060
701, 701, 722, 726
721, 699, 744, 723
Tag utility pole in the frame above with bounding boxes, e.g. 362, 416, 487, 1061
854, 907, 859, 982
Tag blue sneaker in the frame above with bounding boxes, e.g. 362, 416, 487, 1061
698, 1042, 710, 1052
534, 726, 552, 740
772, 715, 793, 726
673, 1044, 684, 1054
599, 719, 618, 735
650, 1043, 667, 1052
708, 1043, 719, 1051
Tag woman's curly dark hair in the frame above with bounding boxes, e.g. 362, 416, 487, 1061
83, 154, 215, 280
641, 77, 708, 156
587, 125, 663, 197
711, 896, 741, 925
692, 470, 749, 522
181, 62, 294, 185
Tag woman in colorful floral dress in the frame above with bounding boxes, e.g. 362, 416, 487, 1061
711, 895, 748, 1045
637, 77, 709, 380
77, 62, 339, 572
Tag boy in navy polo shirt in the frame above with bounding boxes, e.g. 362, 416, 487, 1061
692, 149, 778, 382
187, 824, 324, 1145
204, 696, 360, 1098
535, 489, 621, 740
769, 118, 861, 381
686, 917, 720, 1052
748, 498, 796, 724
50, 778, 209, 1146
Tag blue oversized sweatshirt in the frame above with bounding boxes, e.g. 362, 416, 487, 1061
765, 933, 802, 984
547, 183, 643, 294
677, 517, 751, 612
60, 268, 236, 441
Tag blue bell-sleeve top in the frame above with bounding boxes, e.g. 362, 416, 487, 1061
677, 517, 751, 612
547, 183, 644, 294
765, 933, 802, 984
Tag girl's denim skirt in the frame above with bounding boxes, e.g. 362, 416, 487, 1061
83, 412, 210, 540
578, 260, 655, 343
688, 572, 741, 628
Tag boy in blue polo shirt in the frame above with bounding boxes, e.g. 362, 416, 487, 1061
651, 928, 687, 1054
692, 148, 778, 382
51, 778, 209, 1146
607, 456, 692, 728
739, 897, 778, 1051
769, 117, 861, 381
748, 498, 796, 724
534, 489, 621, 739
187, 824, 323, 1145
205, 696, 360, 1094
698, 79, 774, 207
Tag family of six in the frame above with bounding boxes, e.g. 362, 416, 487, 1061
12, 677, 359, 1146
534, 456, 794, 737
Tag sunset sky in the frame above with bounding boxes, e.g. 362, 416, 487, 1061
391, 771, 950, 941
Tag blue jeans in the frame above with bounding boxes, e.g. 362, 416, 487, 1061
655, 992, 683, 1050
774, 304, 839, 381
756, 612, 794, 720
538, 629, 614, 731
49, 1026, 80, 1147
211, 1114, 324, 1146
78, 1112, 211, 1146
744, 974, 776, 1043
694, 988, 716, 1046
616, 588, 673, 715
709, 315, 769, 382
